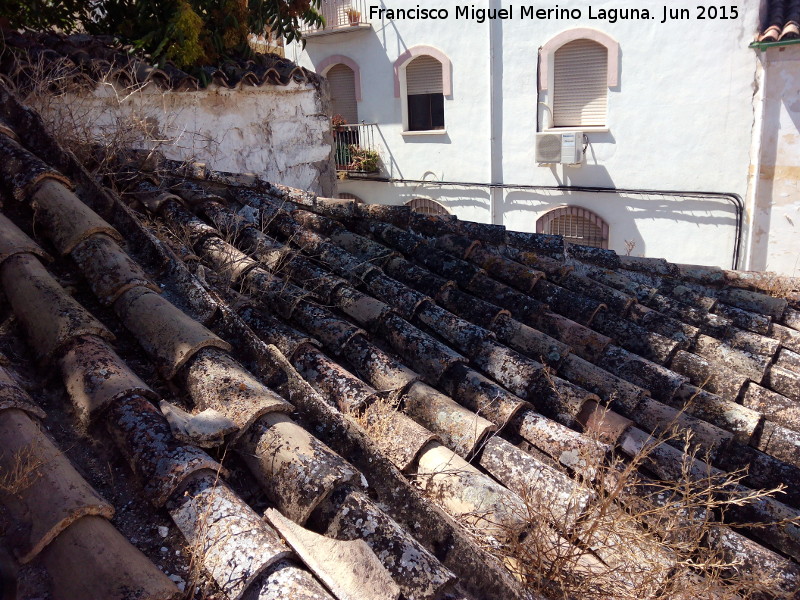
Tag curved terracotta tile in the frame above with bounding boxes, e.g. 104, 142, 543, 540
105, 395, 223, 507
292, 344, 375, 414
414, 441, 529, 544
403, 381, 495, 458
240, 412, 362, 525
0, 409, 114, 563
59, 336, 157, 426
0, 366, 46, 419
159, 401, 238, 447
693, 334, 772, 384
441, 363, 531, 429
717, 288, 788, 321
576, 400, 634, 446
31, 179, 120, 255
266, 507, 401, 600
669, 349, 749, 402
0, 116, 19, 141
479, 436, 592, 527
513, 409, 609, 475
782, 307, 800, 332
113, 287, 230, 379
534, 311, 612, 362
741, 381, 800, 432
377, 312, 465, 385
169, 474, 291, 600
634, 397, 732, 459
0, 254, 114, 361
770, 322, 800, 353
714, 302, 771, 335
765, 364, 800, 401
184, 348, 292, 435
671, 382, 761, 443
70, 234, 159, 304
320, 488, 457, 600
0, 135, 73, 202
341, 334, 420, 393
36, 515, 179, 600
0, 211, 50, 266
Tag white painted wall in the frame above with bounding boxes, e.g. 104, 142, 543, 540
748, 45, 800, 276
64, 81, 336, 195
290, 0, 771, 269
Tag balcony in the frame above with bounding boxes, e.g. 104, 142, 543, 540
334, 123, 381, 175
302, 0, 371, 38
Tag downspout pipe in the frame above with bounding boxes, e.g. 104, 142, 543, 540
488, 0, 503, 225
348, 176, 745, 270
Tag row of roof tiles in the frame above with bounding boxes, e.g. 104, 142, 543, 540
0, 82, 512, 599
1, 80, 800, 599
759, 0, 800, 42
0, 31, 318, 92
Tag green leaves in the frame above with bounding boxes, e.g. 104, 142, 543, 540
2, 0, 323, 68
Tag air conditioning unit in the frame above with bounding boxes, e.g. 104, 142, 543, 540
535, 132, 584, 165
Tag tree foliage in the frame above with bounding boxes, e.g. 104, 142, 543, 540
0, 0, 324, 69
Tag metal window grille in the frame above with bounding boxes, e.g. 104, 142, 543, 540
537, 206, 609, 249
406, 198, 450, 216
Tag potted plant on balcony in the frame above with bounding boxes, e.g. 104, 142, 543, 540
331, 114, 346, 134
346, 8, 361, 25
348, 145, 379, 173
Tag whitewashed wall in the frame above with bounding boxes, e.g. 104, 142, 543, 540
748, 45, 800, 275
71, 82, 336, 195
291, 0, 768, 269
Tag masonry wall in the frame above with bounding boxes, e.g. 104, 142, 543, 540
73, 82, 336, 196
291, 0, 764, 269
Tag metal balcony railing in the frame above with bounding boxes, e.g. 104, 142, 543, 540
302, 0, 370, 34
334, 123, 380, 174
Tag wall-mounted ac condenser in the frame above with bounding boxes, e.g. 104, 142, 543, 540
535, 132, 584, 165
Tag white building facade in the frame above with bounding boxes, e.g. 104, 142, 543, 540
289, 0, 798, 274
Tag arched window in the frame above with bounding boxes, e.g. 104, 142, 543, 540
540, 29, 619, 129
327, 64, 358, 124
393, 46, 452, 133
537, 206, 608, 249
406, 198, 450, 216
406, 56, 444, 131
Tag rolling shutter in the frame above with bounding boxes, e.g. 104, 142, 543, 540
327, 64, 358, 124
553, 39, 608, 127
406, 56, 443, 95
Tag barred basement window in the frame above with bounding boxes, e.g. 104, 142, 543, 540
537, 206, 608, 249
338, 192, 364, 203
406, 198, 450, 215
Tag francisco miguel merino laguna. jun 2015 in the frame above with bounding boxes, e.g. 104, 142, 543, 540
368, 4, 741, 24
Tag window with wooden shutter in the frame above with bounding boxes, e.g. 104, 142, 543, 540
327, 64, 358, 125
537, 206, 609, 248
553, 39, 608, 127
406, 56, 445, 131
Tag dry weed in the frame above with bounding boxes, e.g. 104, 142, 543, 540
0, 443, 44, 496
466, 420, 793, 600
